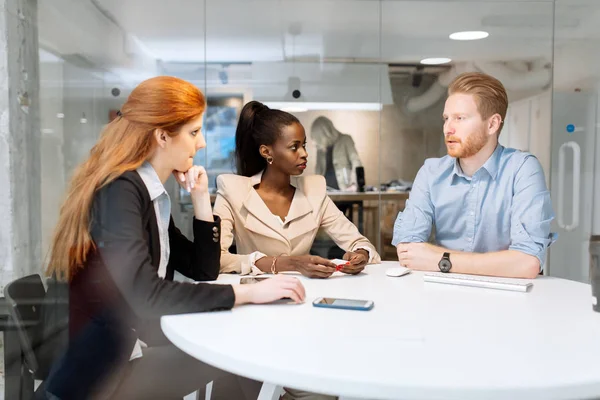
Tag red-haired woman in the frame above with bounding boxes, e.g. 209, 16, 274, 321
44, 76, 304, 399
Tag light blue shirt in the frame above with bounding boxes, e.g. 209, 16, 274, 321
392, 145, 557, 268
136, 162, 171, 278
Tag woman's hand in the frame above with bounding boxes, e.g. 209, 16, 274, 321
233, 275, 306, 305
173, 165, 213, 221
173, 165, 209, 195
340, 250, 369, 275
279, 255, 337, 279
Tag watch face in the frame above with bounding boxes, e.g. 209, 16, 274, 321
438, 258, 452, 273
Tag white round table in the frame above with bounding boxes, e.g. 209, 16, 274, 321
162, 261, 600, 400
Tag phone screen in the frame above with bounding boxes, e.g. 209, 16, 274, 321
317, 298, 371, 308
239, 277, 270, 285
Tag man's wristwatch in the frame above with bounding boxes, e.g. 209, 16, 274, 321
438, 252, 452, 273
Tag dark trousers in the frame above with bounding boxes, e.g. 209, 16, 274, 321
43, 316, 261, 400
105, 344, 261, 400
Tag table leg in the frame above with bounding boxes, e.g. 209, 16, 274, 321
257, 382, 283, 400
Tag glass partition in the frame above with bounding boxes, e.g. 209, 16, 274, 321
548, 0, 600, 281
8, 0, 600, 395
378, 1, 553, 260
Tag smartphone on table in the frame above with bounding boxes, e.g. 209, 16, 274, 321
312, 297, 374, 311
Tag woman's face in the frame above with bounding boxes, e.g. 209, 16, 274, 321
266, 122, 308, 176
167, 114, 206, 172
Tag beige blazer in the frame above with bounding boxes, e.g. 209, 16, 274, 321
213, 172, 381, 274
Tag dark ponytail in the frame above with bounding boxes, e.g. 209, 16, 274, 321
235, 101, 300, 177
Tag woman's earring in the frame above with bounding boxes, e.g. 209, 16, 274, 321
266, 156, 273, 165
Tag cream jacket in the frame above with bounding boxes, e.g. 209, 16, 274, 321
213, 172, 381, 274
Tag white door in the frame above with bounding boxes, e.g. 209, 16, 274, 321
547, 92, 598, 282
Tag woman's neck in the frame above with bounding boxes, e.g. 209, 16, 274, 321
147, 159, 171, 184
258, 167, 292, 194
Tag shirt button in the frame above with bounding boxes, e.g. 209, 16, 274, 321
212, 226, 218, 232
213, 237, 219, 242
469, 211, 475, 216
213, 232, 219, 238
466, 237, 472, 243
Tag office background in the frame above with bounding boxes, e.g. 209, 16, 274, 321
2, 0, 599, 288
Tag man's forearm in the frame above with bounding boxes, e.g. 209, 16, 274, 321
397, 242, 541, 279
444, 248, 540, 279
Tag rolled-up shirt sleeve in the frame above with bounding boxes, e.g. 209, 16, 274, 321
508, 156, 558, 269
392, 163, 434, 246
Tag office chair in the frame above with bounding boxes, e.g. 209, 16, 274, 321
4, 274, 69, 400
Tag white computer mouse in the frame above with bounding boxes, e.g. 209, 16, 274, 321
385, 266, 411, 277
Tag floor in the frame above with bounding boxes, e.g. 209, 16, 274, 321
0, 332, 204, 399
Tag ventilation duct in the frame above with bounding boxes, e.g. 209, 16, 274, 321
405, 61, 551, 113
38, 0, 158, 82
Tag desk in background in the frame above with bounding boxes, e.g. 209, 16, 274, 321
327, 190, 409, 228
326, 191, 408, 260
184, 190, 409, 208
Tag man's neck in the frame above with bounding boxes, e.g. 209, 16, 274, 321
459, 142, 498, 177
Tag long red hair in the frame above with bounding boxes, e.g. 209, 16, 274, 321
46, 76, 206, 281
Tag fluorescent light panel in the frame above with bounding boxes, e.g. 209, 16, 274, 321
449, 31, 489, 41
263, 102, 383, 112
420, 57, 452, 65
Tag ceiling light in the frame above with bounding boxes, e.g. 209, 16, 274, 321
56, 113, 64, 119
280, 106, 308, 113
449, 31, 489, 41
263, 102, 383, 112
420, 58, 452, 65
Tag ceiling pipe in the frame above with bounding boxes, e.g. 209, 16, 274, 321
405, 63, 474, 112
405, 60, 551, 112
473, 61, 551, 91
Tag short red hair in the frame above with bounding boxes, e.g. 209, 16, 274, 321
448, 72, 508, 135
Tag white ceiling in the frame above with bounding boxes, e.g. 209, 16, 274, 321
36, 0, 600, 92
89, 0, 600, 64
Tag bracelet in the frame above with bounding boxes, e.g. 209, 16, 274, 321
270, 256, 278, 274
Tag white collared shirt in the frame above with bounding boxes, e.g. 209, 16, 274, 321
137, 162, 171, 279
129, 162, 171, 360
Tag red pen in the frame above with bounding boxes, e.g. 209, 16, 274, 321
332, 259, 350, 271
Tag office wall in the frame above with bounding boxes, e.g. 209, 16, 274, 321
40, 58, 66, 259
39, 59, 110, 258
295, 75, 445, 188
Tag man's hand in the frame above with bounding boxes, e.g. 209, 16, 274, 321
396, 242, 444, 271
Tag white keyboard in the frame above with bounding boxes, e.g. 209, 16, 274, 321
423, 272, 533, 292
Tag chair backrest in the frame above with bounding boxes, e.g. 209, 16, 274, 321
37, 276, 70, 378
4, 274, 46, 375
